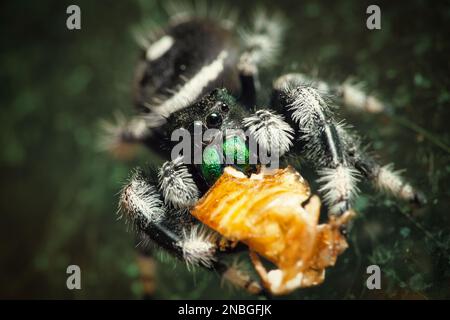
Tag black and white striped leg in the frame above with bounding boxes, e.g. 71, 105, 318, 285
335, 125, 426, 205
119, 163, 263, 295
120, 162, 217, 267
270, 77, 424, 209
272, 77, 360, 215
158, 156, 200, 209
273, 73, 387, 114
359, 159, 426, 205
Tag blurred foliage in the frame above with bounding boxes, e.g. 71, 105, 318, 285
0, 0, 449, 299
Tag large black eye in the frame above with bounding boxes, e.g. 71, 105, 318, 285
206, 112, 222, 128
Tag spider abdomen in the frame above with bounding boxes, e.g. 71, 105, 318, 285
134, 17, 241, 115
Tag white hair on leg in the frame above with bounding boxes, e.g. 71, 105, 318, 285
120, 170, 166, 226
243, 109, 294, 155
98, 112, 150, 152
286, 86, 330, 133
164, 0, 237, 29
317, 165, 360, 214
239, 10, 286, 69
273, 73, 303, 91
98, 111, 129, 152
274, 73, 385, 114
177, 225, 218, 269
274, 73, 332, 93
376, 164, 415, 201
221, 259, 262, 295
339, 81, 385, 114
158, 156, 199, 209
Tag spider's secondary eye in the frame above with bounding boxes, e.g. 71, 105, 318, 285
206, 112, 222, 128
220, 103, 229, 113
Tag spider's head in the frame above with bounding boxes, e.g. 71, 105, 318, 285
167, 88, 252, 184
168, 88, 245, 134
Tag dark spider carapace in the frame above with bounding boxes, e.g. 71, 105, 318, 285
103, 6, 425, 296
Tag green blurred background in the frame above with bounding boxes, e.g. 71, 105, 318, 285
0, 0, 449, 299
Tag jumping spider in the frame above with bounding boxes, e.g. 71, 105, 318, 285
102, 6, 425, 296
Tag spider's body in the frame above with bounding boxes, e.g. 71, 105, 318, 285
104, 7, 425, 296
134, 17, 240, 115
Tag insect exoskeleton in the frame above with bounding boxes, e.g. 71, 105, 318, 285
191, 165, 355, 295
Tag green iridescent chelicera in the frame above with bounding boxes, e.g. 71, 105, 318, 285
200, 136, 250, 185
201, 146, 223, 184
223, 136, 249, 171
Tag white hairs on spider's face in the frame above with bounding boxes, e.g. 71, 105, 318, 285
287, 86, 330, 133
158, 156, 199, 209
120, 171, 166, 226
178, 225, 218, 269
243, 109, 294, 156
317, 165, 360, 214
239, 10, 286, 67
